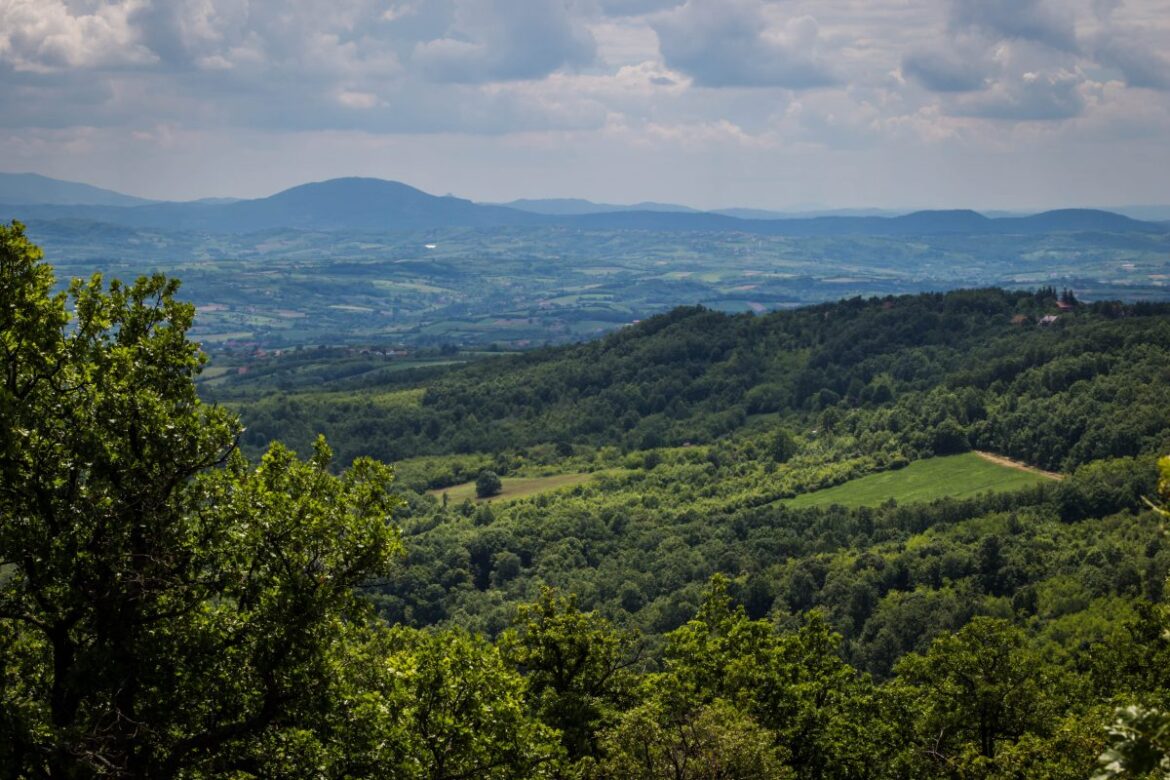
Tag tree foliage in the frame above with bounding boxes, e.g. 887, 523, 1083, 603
0, 222, 402, 776
895, 617, 1054, 767
499, 588, 641, 760
476, 470, 503, 499
1096, 455, 1170, 780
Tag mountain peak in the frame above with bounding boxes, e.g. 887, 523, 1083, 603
1, 173, 1165, 236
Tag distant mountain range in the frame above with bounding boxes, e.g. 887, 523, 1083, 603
498, 199, 908, 220
2, 173, 1167, 236
0, 172, 157, 207
495, 197, 700, 215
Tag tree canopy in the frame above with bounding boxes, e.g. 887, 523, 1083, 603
476, 470, 503, 499
0, 222, 403, 776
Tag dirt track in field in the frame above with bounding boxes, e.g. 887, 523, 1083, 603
974, 451, 1064, 481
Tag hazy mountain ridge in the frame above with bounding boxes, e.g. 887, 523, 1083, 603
2, 173, 1165, 236
0, 172, 156, 207
503, 200, 910, 220
495, 197, 701, 215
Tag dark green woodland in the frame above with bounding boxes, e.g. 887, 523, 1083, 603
5, 219, 1170, 778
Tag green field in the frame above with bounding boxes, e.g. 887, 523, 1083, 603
784, 453, 1054, 509
430, 473, 594, 503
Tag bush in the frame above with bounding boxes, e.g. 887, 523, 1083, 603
476, 470, 503, 498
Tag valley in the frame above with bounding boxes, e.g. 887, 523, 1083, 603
6, 191, 1170, 778
6, 176, 1169, 353
215, 289, 1170, 665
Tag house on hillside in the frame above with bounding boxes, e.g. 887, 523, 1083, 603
1039, 315, 1060, 326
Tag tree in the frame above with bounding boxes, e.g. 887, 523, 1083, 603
930, 417, 970, 455
769, 428, 799, 464
1096, 455, 1170, 780
895, 617, 1052, 768
0, 222, 403, 776
392, 628, 563, 780
1098, 705, 1170, 780
593, 699, 790, 780
659, 578, 887, 780
476, 470, 503, 498
500, 588, 642, 760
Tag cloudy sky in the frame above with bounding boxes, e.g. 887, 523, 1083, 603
1, 0, 1168, 209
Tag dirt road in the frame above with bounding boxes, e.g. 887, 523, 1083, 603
974, 450, 1064, 481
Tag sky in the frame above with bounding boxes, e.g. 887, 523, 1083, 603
1, 0, 1168, 210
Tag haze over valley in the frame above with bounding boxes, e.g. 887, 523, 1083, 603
6, 172, 1169, 352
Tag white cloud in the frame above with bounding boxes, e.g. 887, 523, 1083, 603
0, 0, 156, 72
412, 0, 595, 83
651, 0, 837, 88
902, 44, 995, 93
596, 0, 684, 17
1087, 4, 1170, 91
952, 70, 1087, 121
337, 90, 380, 109
949, 0, 1078, 51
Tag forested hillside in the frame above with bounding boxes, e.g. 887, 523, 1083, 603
228, 288, 1170, 472
7, 218, 1170, 779
259, 290, 1169, 665
219, 286, 1170, 777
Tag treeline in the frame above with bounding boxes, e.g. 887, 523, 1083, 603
426, 580, 1167, 780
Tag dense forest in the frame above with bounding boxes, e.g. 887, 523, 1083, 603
223, 289, 1170, 472
6, 219, 1170, 778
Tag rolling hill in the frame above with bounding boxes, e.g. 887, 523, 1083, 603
0, 172, 156, 207
2, 175, 1164, 236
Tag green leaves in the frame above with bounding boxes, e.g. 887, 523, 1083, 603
894, 616, 1057, 774
1097, 705, 1170, 779
500, 588, 642, 760
393, 627, 563, 779
655, 577, 891, 779
0, 225, 407, 776
475, 470, 503, 499
594, 699, 791, 780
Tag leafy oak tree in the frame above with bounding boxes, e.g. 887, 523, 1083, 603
593, 699, 790, 780
0, 222, 404, 777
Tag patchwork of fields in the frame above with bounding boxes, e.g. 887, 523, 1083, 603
26, 221, 1170, 351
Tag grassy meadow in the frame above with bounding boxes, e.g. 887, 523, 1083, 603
784, 452, 1055, 509
429, 472, 595, 503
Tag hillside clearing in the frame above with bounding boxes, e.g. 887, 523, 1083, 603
784, 452, 1055, 509
429, 473, 594, 504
